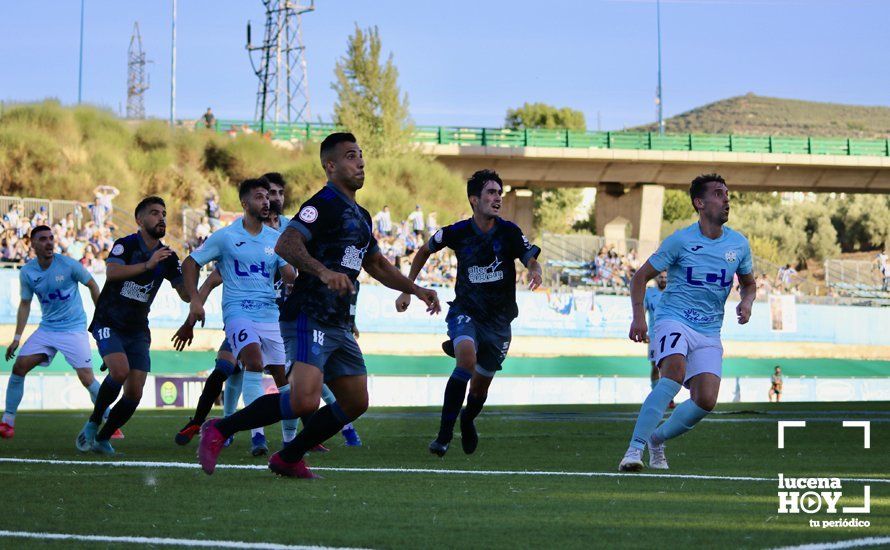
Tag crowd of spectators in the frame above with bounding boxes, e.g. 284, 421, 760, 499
0, 186, 121, 274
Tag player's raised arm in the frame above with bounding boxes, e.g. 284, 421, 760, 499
364, 249, 440, 315
629, 260, 659, 343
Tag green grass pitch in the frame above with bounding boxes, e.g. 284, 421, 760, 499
0, 402, 887, 549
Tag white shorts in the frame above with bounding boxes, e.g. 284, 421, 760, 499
224, 318, 285, 367
19, 327, 94, 370
651, 319, 723, 388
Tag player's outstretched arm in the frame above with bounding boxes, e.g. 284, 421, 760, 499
395, 243, 433, 311
629, 261, 659, 343
5, 299, 31, 361
364, 250, 440, 315
197, 267, 222, 305
181, 257, 205, 325
736, 272, 756, 325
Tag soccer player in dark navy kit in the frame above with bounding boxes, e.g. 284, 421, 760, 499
198, 132, 440, 478
396, 169, 542, 456
76, 197, 189, 455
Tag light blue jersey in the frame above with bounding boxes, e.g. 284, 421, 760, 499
20, 254, 93, 331
643, 286, 663, 328
190, 219, 287, 323
649, 223, 752, 335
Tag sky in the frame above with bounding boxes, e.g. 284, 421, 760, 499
1, 0, 888, 131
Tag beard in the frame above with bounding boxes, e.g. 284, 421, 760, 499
269, 201, 283, 215
145, 224, 166, 239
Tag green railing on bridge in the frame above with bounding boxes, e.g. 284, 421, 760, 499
215, 120, 890, 157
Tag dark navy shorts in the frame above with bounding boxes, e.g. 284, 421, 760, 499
91, 325, 152, 373
446, 307, 512, 376
281, 313, 366, 383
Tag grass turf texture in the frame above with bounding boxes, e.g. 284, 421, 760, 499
0, 402, 887, 549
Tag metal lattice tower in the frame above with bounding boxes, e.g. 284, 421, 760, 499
247, 1, 315, 132
127, 22, 151, 119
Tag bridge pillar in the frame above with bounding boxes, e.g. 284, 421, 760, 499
501, 189, 536, 239
595, 183, 664, 259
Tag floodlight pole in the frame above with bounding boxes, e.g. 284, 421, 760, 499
656, 0, 664, 135
170, 0, 177, 126
78, 0, 85, 104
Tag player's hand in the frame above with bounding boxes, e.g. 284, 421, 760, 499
171, 322, 194, 351
5, 341, 18, 362
189, 301, 206, 328
352, 325, 360, 339
629, 317, 649, 343
528, 270, 543, 291
320, 269, 355, 296
412, 285, 441, 315
146, 246, 173, 269
736, 300, 752, 325
395, 292, 411, 312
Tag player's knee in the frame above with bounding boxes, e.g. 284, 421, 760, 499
693, 395, 717, 412
75, 368, 95, 387
340, 393, 368, 420
11, 359, 30, 376
123, 387, 143, 402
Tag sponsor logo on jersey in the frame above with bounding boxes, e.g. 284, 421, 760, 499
299, 206, 318, 223
120, 280, 154, 302
341, 245, 367, 271
55, 275, 65, 282
691, 245, 704, 252
468, 257, 504, 284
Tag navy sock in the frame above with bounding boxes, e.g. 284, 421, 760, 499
216, 393, 282, 438
97, 396, 138, 441
279, 403, 351, 463
89, 377, 123, 424
194, 369, 227, 424
463, 392, 487, 422
438, 368, 471, 442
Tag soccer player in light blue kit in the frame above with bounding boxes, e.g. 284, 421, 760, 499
2, 225, 102, 438
181, 178, 295, 455
619, 174, 756, 471
643, 272, 674, 408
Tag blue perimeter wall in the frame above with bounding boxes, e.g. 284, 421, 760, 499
1, 271, 887, 346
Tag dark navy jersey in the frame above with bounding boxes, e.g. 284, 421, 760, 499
282, 182, 379, 327
429, 217, 540, 327
90, 232, 183, 333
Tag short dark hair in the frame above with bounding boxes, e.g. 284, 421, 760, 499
30, 225, 52, 239
238, 178, 270, 200
135, 196, 166, 218
689, 173, 726, 212
262, 172, 286, 187
320, 132, 357, 163
467, 169, 503, 198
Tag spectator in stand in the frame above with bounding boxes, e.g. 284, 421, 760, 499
407, 205, 425, 238
205, 191, 222, 231
426, 211, 438, 237
776, 264, 797, 290
33, 206, 49, 227
93, 185, 120, 221
876, 249, 889, 292
202, 108, 216, 130
374, 205, 393, 237
88, 198, 107, 227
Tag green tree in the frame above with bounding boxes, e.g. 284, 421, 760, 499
662, 189, 695, 222
505, 102, 586, 233
332, 25, 412, 157
505, 102, 586, 130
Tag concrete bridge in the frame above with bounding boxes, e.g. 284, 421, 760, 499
424, 143, 890, 256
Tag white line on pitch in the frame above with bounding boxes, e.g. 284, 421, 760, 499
0, 529, 366, 550
771, 537, 890, 550
1, 457, 889, 484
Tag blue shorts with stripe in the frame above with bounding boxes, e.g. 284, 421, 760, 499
91, 325, 152, 372
446, 306, 512, 375
281, 313, 366, 383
